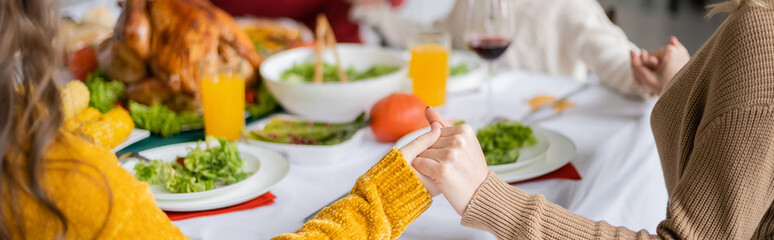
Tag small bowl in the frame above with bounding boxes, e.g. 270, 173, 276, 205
260, 44, 407, 122
244, 114, 366, 165
447, 51, 487, 93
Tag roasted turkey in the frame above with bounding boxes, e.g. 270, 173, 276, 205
98, 0, 262, 111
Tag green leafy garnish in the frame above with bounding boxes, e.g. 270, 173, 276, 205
246, 84, 278, 117
450, 63, 469, 76
128, 101, 203, 137
248, 113, 368, 145
477, 120, 536, 165
253, 40, 269, 56
85, 70, 125, 113
133, 137, 251, 193
280, 63, 400, 83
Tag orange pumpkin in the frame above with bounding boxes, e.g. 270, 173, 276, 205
370, 93, 429, 142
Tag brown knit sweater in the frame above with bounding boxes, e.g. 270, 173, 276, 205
460, 3, 774, 239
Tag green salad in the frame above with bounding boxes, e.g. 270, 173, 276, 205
134, 138, 251, 193
450, 63, 470, 76
281, 63, 400, 83
248, 113, 368, 145
85, 70, 125, 113
477, 120, 537, 165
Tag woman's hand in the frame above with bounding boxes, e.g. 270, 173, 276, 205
398, 107, 452, 197
630, 36, 690, 95
411, 119, 489, 215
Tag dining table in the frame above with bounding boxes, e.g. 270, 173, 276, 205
124, 70, 669, 239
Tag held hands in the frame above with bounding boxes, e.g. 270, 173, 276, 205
630, 36, 690, 96
402, 107, 490, 215
398, 108, 447, 196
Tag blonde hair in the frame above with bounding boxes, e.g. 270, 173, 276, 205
707, 0, 773, 17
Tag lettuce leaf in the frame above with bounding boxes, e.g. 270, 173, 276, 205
85, 70, 125, 113
128, 101, 203, 137
132, 138, 250, 193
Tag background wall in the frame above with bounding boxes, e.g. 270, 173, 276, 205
600, 0, 726, 54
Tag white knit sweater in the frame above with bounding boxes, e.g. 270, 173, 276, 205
352, 0, 650, 99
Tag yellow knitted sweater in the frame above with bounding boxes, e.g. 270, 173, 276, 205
2, 131, 430, 239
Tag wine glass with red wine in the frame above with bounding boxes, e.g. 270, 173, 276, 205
464, 0, 514, 121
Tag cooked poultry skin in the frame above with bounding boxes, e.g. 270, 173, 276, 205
102, 0, 262, 111
114, 0, 150, 60
97, 37, 147, 83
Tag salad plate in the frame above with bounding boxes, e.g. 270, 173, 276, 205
493, 128, 575, 182
245, 114, 367, 165
395, 127, 573, 182
120, 142, 290, 209
153, 145, 289, 212
396, 127, 551, 172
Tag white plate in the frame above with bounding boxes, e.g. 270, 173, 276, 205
112, 129, 150, 153
121, 143, 289, 211
486, 129, 551, 172
121, 142, 264, 200
493, 128, 575, 183
245, 114, 366, 165
395, 127, 551, 171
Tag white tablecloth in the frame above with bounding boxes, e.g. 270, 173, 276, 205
173, 70, 668, 239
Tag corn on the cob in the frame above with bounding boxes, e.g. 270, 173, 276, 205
69, 107, 134, 149
61, 80, 89, 120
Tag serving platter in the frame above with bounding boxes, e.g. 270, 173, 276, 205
244, 114, 367, 165
112, 129, 150, 153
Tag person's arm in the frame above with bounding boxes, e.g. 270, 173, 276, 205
349, 3, 425, 48
630, 37, 690, 96
273, 148, 432, 239
560, 0, 651, 100
460, 107, 774, 239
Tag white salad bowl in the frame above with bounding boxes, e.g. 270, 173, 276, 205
260, 44, 407, 122
244, 114, 366, 165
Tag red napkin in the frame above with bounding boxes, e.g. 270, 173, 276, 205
165, 192, 277, 221
508, 163, 581, 185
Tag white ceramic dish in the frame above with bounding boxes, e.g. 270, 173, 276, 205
123, 143, 290, 212
447, 51, 487, 93
395, 127, 551, 172
398, 50, 487, 94
260, 44, 407, 122
493, 128, 575, 182
112, 129, 150, 153
245, 114, 366, 165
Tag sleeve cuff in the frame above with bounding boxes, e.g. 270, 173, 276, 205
460, 171, 534, 239
353, 148, 433, 228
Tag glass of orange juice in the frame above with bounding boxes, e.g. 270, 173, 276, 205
409, 32, 450, 107
200, 59, 246, 141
